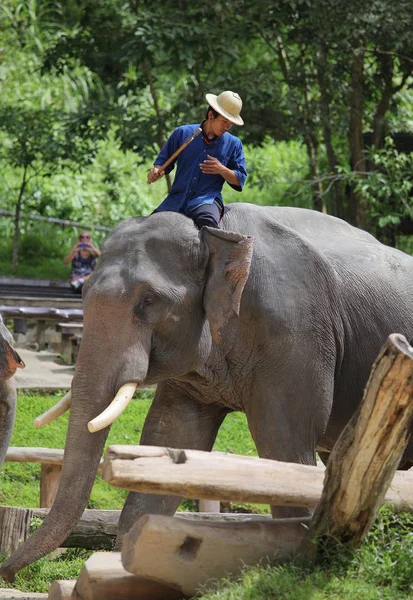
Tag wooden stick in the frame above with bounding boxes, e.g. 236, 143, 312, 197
149, 126, 202, 181
304, 333, 413, 552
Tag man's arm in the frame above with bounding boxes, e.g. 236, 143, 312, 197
199, 155, 240, 186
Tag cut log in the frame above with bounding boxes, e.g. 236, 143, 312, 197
122, 514, 308, 597
5, 448, 103, 472
74, 552, 184, 600
0, 507, 33, 555
0, 506, 266, 555
306, 333, 413, 551
102, 443, 413, 510
47, 580, 78, 600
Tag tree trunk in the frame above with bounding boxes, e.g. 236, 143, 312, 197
348, 47, 366, 227
316, 45, 344, 217
142, 59, 172, 193
11, 166, 28, 273
304, 333, 413, 554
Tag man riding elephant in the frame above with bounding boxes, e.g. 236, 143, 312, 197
1, 203, 413, 582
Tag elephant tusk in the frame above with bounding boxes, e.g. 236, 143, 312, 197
33, 391, 71, 428
87, 382, 138, 433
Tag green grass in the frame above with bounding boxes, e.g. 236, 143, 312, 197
3, 393, 413, 599
1, 390, 258, 510
198, 507, 413, 600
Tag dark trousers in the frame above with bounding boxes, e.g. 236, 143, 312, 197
189, 200, 223, 230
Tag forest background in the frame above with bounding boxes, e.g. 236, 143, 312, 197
1, 0, 413, 278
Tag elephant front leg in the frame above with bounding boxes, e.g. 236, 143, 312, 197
246, 355, 335, 519
115, 381, 229, 547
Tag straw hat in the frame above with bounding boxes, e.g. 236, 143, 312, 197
205, 90, 244, 126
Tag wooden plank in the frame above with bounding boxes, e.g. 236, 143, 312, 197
5, 447, 65, 464
122, 514, 308, 597
74, 552, 184, 600
5, 448, 103, 472
102, 444, 413, 510
305, 333, 413, 551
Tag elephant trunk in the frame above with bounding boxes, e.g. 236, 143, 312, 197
0, 385, 109, 583
0, 379, 17, 469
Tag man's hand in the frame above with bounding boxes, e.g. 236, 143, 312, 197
147, 166, 165, 184
199, 155, 224, 175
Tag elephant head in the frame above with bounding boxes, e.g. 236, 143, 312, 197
0, 213, 253, 581
0, 316, 25, 469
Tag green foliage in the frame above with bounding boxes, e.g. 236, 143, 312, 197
352, 141, 413, 230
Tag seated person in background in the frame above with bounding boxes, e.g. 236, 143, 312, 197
63, 231, 101, 291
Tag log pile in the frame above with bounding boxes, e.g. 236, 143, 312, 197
13, 334, 413, 599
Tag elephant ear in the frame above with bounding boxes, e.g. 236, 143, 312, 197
202, 227, 254, 344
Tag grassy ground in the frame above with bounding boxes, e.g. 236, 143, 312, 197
2, 393, 413, 598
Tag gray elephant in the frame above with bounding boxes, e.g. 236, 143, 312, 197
0, 316, 24, 469
2, 203, 413, 582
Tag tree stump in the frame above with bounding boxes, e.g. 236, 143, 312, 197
122, 514, 308, 597
305, 333, 413, 552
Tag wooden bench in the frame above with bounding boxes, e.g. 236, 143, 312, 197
0, 305, 83, 350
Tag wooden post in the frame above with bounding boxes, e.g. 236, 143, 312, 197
305, 333, 413, 552
36, 319, 47, 350
40, 464, 62, 508
122, 514, 308, 597
0, 506, 33, 554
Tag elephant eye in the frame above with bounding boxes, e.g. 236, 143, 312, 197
142, 294, 155, 306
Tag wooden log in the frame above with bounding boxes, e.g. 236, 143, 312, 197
122, 514, 308, 597
5, 447, 65, 464
102, 443, 413, 510
74, 552, 184, 600
40, 464, 62, 508
48, 580, 78, 600
0, 507, 33, 555
0, 506, 267, 554
306, 333, 413, 551
102, 444, 325, 506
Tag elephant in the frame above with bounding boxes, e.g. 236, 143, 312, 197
0, 315, 25, 469
1, 202, 413, 582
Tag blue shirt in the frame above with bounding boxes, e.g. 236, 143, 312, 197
154, 123, 247, 215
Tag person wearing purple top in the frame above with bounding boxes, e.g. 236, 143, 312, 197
147, 90, 247, 228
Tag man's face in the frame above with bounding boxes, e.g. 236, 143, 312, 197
211, 115, 233, 137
